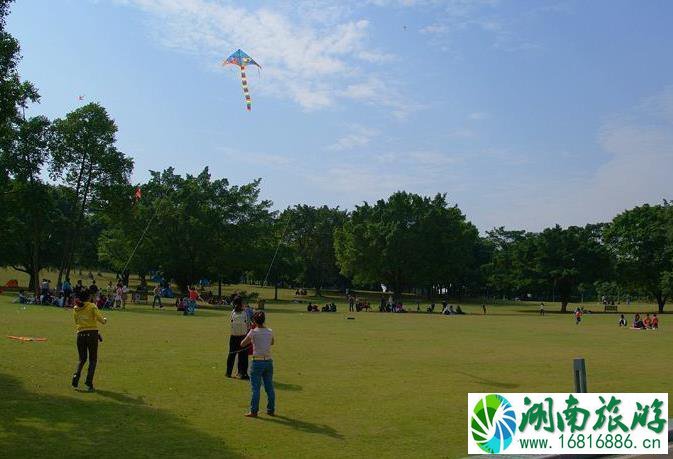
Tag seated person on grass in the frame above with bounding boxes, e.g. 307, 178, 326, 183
643, 313, 652, 329
52, 293, 64, 307
14, 290, 27, 304
456, 305, 464, 315
633, 313, 645, 329
652, 314, 659, 329
618, 314, 627, 327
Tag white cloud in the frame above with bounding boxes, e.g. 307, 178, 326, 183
218, 147, 293, 167
468, 111, 489, 120
328, 125, 380, 151
478, 87, 673, 230
418, 0, 554, 53
115, 0, 406, 111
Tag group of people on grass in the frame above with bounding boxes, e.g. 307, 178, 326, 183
624, 313, 659, 329
226, 295, 276, 416
377, 296, 408, 313
424, 301, 465, 315
15, 278, 131, 309
347, 295, 370, 312
306, 302, 337, 312
70, 287, 277, 417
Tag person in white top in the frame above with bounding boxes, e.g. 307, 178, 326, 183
227, 297, 250, 379
241, 311, 275, 417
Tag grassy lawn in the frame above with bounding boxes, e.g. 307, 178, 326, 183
0, 292, 670, 458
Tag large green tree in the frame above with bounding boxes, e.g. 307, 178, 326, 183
334, 192, 479, 298
604, 203, 673, 312
534, 224, 613, 312
50, 103, 133, 284
2, 116, 53, 290
484, 224, 613, 311
279, 205, 347, 295
483, 227, 529, 298
0, 0, 40, 280
110, 168, 272, 292
0, 0, 39, 151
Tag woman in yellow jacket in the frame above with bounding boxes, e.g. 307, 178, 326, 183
72, 290, 107, 391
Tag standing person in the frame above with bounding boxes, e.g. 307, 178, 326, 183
188, 285, 203, 302
482, 304, 487, 315
62, 277, 72, 307
122, 284, 129, 309
575, 307, 582, 325
348, 295, 355, 312
152, 284, 163, 309
539, 303, 545, 316
74, 280, 84, 300
227, 297, 250, 379
40, 278, 50, 302
241, 311, 275, 418
114, 283, 124, 309
71, 291, 107, 392
244, 301, 254, 323
89, 280, 99, 300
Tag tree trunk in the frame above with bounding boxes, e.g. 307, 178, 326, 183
655, 293, 666, 313
57, 156, 88, 287
560, 301, 568, 313
65, 161, 94, 280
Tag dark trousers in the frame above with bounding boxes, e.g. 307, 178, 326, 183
226, 335, 249, 377
74, 331, 99, 386
152, 295, 162, 307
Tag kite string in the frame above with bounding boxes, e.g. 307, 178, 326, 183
121, 199, 161, 276
262, 216, 291, 288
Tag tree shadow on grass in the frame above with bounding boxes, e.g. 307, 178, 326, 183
456, 371, 520, 389
257, 415, 343, 440
94, 389, 145, 405
114, 307, 223, 318
273, 381, 302, 391
0, 373, 242, 457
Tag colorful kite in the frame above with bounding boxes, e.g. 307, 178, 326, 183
223, 49, 261, 111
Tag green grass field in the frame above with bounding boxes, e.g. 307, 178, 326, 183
0, 291, 670, 458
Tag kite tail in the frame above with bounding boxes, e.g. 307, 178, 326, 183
240, 66, 251, 111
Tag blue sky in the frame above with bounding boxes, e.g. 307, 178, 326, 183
8, 0, 673, 231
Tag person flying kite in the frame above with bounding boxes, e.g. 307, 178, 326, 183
223, 49, 261, 111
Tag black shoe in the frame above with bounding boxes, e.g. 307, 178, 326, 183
226, 373, 232, 378
71, 374, 79, 388
239, 375, 250, 380
84, 384, 95, 392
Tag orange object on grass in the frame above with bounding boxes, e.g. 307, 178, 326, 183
7, 336, 47, 342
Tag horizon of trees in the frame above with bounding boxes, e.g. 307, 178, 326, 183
1, 0, 672, 311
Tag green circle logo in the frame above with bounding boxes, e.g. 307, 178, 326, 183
470, 394, 517, 454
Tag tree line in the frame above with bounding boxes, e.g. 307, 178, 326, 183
1, 0, 672, 311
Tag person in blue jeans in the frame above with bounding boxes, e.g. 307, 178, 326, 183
240, 311, 275, 417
